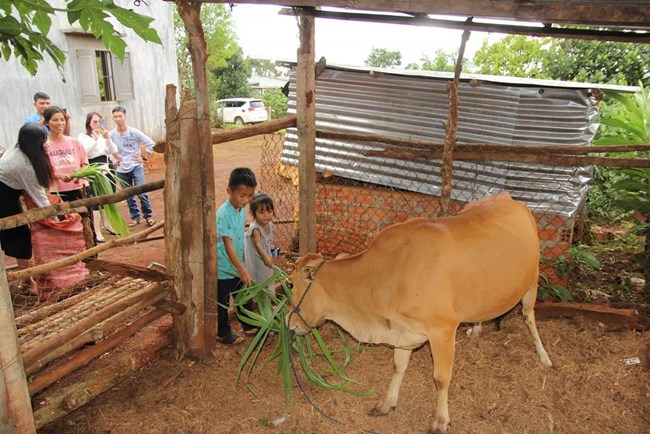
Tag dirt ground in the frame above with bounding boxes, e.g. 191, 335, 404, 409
30, 136, 650, 433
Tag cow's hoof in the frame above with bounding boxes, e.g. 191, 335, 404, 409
428, 417, 450, 433
368, 406, 393, 417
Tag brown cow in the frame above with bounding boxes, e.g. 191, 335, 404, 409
286, 193, 552, 433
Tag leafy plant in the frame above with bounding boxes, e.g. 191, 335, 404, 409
231, 267, 374, 405
594, 84, 650, 301
70, 164, 130, 237
1, 0, 161, 77
539, 245, 601, 302
262, 88, 288, 119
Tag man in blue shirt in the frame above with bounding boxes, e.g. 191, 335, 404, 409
109, 105, 156, 227
24, 91, 71, 135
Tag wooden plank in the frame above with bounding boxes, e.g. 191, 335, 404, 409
27, 308, 168, 395
535, 302, 646, 331
203, 1, 650, 27
153, 115, 297, 153
85, 259, 171, 282
32, 323, 170, 429
7, 221, 164, 281
0, 180, 164, 231
0, 254, 36, 433
279, 8, 650, 43
297, 11, 317, 254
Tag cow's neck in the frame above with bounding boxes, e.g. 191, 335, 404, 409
316, 258, 387, 344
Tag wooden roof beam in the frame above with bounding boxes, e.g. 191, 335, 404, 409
279, 8, 650, 43
203, 1, 650, 29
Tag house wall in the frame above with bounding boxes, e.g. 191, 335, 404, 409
0, 0, 178, 150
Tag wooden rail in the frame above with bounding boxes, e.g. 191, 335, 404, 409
0, 180, 165, 231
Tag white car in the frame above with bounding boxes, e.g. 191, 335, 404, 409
216, 98, 269, 125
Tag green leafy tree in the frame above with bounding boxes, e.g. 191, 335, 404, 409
213, 48, 251, 99
473, 35, 550, 78
594, 85, 650, 301
249, 58, 282, 77
422, 49, 465, 72
365, 47, 402, 68
262, 88, 288, 119
174, 3, 238, 98
1, 0, 161, 76
545, 39, 650, 86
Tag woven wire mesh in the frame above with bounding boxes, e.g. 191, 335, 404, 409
259, 133, 649, 303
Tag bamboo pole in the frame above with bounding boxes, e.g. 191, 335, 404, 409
18, 279, 141, 344
27, 308, 168, 395
0, 254, 36, 433
84, 260, 171, 282
24, 288, 168, 375
297, 9, 317, 254
14, 275, 117, 329
0, 180, 164, 231
7, 221, 164, 281
153, 115, 297, 153
21, 282, 166, 368
32, 326, 170, 429
316, 131, 650, 155
364, 148, 650, 168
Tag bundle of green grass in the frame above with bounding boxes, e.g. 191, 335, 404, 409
232, 265, 374, 405
70, 163, 130, 237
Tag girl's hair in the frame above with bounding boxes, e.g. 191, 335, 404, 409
43, 106, 65, 124
250, 192, 274, 217
17, 123, 54, 188
85, 112, 103, 136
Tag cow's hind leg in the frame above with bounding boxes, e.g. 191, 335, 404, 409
370, 348, 412, 416
522, 283, 553, 367
428, 326, 457, 434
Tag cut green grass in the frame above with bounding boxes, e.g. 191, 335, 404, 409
70, 164, 130, 237
231, 266, 375, 406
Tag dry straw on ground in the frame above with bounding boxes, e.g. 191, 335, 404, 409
39, 313, 649, 434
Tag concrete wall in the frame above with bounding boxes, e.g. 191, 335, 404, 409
0, 0, 178, 150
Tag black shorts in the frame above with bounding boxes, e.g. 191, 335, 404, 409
0, 180, 32, 259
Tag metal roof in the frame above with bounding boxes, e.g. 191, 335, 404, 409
280, 63, 639, 217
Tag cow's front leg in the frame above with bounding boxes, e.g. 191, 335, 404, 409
369, 347, 412, 416
428, 326, 457, 434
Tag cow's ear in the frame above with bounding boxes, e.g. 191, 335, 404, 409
302, 266, 316, 282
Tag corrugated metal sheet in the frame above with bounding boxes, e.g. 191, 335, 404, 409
280, 64, 631, 217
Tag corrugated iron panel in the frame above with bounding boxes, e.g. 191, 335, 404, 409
281, 65, 613, 217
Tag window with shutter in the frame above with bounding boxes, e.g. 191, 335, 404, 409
76, 49, 101, 104
111, 53, 134, 101
72, 38, 134, 103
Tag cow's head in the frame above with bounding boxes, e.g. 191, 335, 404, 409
286, 252, 326, 335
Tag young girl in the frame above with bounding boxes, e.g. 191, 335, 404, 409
244, 192, 276, 294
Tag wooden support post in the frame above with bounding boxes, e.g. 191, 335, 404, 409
79, 188, 95, 250
296, 9, 317, 254
0, 255, 36, 433
177, 0, 217, 358
164, 99, 212, 358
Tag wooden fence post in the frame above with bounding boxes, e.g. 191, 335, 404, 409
0, 254, 36, 433
297, 10, 317, 254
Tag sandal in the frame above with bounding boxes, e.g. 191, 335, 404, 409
219, 333, 244, 345
145, 218, 157, 227
128, 220, 140, 227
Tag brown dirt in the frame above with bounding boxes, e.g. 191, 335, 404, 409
40, 317, 649, 434
32, 136, 650, 433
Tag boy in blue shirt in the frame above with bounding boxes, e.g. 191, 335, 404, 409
216, 167, 258, 344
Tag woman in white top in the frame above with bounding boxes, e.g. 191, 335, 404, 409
78, 112, 118, 242
0, 123, 54, 265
